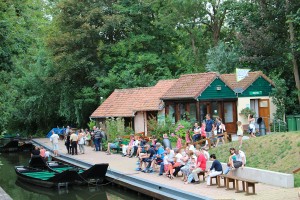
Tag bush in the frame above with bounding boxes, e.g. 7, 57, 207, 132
240, 107, 256, 119
105, 117, 125, 142
148, 115, 175, 138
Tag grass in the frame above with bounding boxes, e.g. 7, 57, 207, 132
209, 131, 300, 187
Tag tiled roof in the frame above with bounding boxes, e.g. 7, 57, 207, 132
220, 71, 274, 92
161, 72, 218, 100
134, 79, 177, 111
90, 79, 177, 118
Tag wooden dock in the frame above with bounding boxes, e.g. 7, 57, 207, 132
32, 138, 299, 200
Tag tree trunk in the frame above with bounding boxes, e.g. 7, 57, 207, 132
286, 0, 300, 104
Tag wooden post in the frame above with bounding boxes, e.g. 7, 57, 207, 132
224, 132, 228, 143
207, 138, 211, 149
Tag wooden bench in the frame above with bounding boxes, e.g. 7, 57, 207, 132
197, 171, 206, 182
218, 174, 258, 195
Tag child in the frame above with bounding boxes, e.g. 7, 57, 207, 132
185, 129, 192, 143
163, 152, 169, 175
237, 121, 243, 148
201, 122, 207, 147
215, 117, 226, 147
176, 134, 182, 149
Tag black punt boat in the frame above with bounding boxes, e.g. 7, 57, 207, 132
46, 161, 109, 184
0, 139, 33, 152
29, 156, 109, 185
15, 166, 79, 188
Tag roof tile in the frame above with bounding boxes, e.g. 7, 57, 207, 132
90, 79, 177, 118
161, 72, 217, 99
220, 71, 274, 92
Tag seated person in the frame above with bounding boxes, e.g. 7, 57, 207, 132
172, 148, 188, 177
149, 142, 164, 170
39, 146, 46, 158
122, 134, 135, 157
136, 144, 156, 172
184, 157, 197, 184
129, 137, 140, 157
136, 137, 147, 157
192, 122, 201, 142
206, 154, 223, 185
224, 148, 242, 174
31, 146, 40, 157
158, 147, 175, 176
106, 136, 122, 155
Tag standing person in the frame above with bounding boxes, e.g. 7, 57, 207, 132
176, 134, 182, 149
248, 114, 256, 138
65, 126, 70, 138
215, 117, 226, 147
50, 131, 59, 157
237, 121, 244, 148
205, 114, 215, 147
185, 128, 192, 143
85, 129, 91, 146
192, 123, 201, 142
206, 154, 223, 185
70, 131, 78, 155
94, 127, 102, 151
65, 132, 71, 154
78, 130, 85, 154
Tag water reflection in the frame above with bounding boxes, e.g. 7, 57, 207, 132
0, 152, 151, 200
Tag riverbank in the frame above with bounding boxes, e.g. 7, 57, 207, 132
34, 138, 299, 200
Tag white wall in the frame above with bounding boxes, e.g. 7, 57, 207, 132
134, 112, 145, 134
237, 96, 277, 126
206, 161, 294, 188
270, 97, 277, 119
237, 97, 252, 125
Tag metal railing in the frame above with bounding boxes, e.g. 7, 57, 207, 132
253, 117, 287, 134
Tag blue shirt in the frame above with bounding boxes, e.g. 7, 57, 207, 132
210, 159, 223, 172
205, 119, 214, 132
156, 147, 164, 159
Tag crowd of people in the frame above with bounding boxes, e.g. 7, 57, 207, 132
45, 113, 249, 186
30, 145, 50, 161
130, 138, 246, 186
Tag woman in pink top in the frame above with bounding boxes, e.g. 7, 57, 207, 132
185, 129, 192, 143
39, 146, 46, 158
176, 134, 182, 149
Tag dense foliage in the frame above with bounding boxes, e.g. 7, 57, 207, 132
0, 0, 299, 135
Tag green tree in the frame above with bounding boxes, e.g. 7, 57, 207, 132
206, 41, 241, 73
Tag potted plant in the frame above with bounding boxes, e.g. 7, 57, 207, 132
240, 107, 256, 119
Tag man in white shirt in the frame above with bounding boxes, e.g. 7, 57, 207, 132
50, 131, 59, 156
236, 149, 246, 168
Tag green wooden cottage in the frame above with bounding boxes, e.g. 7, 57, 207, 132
161, 72, 238, 133
221, 71, 275, 131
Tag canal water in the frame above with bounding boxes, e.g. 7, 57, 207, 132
0, 145, 151, 200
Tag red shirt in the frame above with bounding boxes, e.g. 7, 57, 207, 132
201, 126, 206, 137
197, 153, 207, 171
